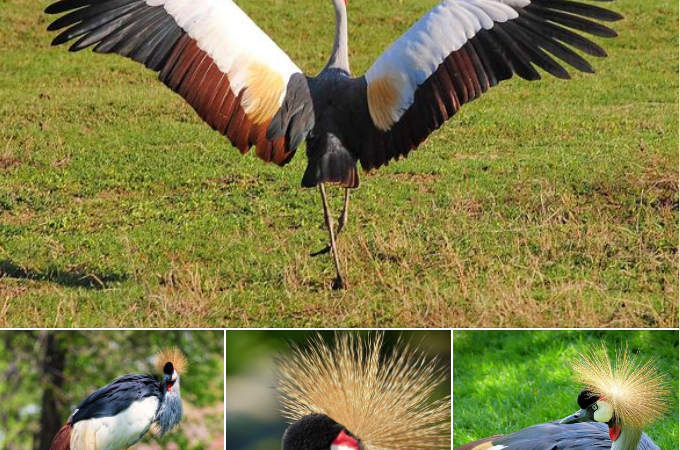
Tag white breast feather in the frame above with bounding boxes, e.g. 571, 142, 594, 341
71, 397, 159, 450
366, 0, 523, 129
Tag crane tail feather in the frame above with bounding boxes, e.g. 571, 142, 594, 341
50, 422, 73, 450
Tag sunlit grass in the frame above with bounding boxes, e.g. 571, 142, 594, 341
0, 0, 677, 327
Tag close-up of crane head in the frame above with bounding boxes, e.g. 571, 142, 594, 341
275, 332, 451, 450
49, 346, 188, 450
456, 342, 672, 450
559, 344, 670, 447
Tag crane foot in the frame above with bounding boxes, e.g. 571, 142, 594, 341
332, 276, 345, 290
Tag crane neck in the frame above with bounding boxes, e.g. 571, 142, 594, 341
325, 0, 350, 74
155, 377, 183, 438
611, 426, 642, 450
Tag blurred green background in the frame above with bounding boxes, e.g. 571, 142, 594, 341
224, 330, 451, 450
452, 330, 679, 448
0, 330, 224, 450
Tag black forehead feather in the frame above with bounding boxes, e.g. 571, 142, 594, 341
577, 389, 599, 409
282, 414, 348, 450
163, 362, 174, 375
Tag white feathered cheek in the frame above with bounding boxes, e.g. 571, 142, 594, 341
594, 400, 613, 423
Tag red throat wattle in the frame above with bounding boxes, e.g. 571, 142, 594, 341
167, 381, 173, 392
332, 430, 359, 450
609, 425, 621, 442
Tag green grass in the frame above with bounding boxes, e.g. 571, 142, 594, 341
0, 0, 677, 326
451, 330, 679, 448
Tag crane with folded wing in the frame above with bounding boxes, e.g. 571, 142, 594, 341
46, 0, 622, 289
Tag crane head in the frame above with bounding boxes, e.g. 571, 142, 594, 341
559, 344, 670, 442
282, 414, 362, 450
154, 347, 187, 393
275, 332, 450, 450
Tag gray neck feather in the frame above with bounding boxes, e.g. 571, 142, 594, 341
325, 0, 350, 73
612, 426, 642, 450
155, 378, 183, 438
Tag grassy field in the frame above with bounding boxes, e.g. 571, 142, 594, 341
0, 0, 677, 327
451, 330, 679, 448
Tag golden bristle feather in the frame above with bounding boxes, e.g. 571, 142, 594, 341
154, 347, 188, 374
275, 332, 451, 450
571, 343, 670, 430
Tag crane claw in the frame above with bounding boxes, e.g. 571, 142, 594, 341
332, 276, 345, 290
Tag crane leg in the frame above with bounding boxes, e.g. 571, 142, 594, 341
337, 188, 350, 236
319, 183, 345, 290
310, 188, 350, 257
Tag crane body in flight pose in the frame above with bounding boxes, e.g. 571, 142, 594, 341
46, 0, 623, 288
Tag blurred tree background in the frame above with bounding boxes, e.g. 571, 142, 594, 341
451, 330, 679, 448
0, 330, 224, 450
224, 330, 451, 450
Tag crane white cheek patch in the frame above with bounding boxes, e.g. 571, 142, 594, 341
331, 444, 356, 450
594, 400, 614, 423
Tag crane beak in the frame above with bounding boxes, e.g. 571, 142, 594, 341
560, 408, 594, 425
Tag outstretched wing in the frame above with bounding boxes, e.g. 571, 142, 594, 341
359, 0, 622, 170
45, 0, 315, 166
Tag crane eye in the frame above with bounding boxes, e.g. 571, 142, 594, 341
592, 404, 598, 411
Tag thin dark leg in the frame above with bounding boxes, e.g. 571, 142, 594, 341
319, 183, 344, 290
310, 188, 351, 257
336, 188, 350, 237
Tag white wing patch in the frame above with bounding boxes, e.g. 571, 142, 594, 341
365, 0, 522, 131
146, 0, 301, 122
70, 397, 159, 450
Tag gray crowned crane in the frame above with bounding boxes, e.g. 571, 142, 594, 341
45, 0, 623, 289
275, 332, 451, 450
456, 345, 670, 450
49, 347, 186, 450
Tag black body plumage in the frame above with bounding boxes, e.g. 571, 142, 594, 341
71, 374, 163, 424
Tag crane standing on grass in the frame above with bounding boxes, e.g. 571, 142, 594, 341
49, 347, 186, 450
457, 345, 670, 450
46, 0, 622, 289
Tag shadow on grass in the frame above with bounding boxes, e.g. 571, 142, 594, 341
0, 260, 128, 289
